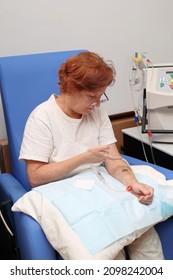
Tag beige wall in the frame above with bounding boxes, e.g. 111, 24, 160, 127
0, 0, 173, 139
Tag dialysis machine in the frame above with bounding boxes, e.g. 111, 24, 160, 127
142, 65, 173, 143
130, 53, 173, 143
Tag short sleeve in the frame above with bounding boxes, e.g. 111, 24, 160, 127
98, 107, 117, 145
19, 113, 53, 162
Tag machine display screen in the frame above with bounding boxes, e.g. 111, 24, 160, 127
157, 68, 173, 92
166, 71, 173, 74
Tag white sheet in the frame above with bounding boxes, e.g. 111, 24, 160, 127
12, 165, 173, 259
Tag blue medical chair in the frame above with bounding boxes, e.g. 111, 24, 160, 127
0, 50, 173, 259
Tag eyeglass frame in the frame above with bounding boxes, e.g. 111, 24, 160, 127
82, 92, 109, 104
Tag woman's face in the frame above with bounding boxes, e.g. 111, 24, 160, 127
68, 88, 108, 116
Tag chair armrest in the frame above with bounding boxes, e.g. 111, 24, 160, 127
0, 173, 27, 203
13, 211, 57, 259
122, 154, 173, 180
0, 173, 58, 259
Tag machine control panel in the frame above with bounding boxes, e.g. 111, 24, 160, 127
158, 69, 173, 92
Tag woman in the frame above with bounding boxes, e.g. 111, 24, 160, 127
19, 51, 163, 259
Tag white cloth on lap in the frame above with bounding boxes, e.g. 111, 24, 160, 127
12, 165, 173, 259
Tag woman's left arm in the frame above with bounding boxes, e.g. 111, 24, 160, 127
104, 143, 153, 205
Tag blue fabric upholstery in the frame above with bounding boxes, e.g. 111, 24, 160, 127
0, 51, 173, 259
122, 154, 173, 180
0, 50, 85, 191
0, 50, 86, 259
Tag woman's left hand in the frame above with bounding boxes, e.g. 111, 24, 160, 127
130, 183, 154, 205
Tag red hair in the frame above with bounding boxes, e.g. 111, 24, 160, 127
58, 51, 116, 93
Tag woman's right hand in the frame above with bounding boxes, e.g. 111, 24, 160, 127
86, 145, 119, 163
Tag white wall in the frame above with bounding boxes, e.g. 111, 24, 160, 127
0, 0, 173, 138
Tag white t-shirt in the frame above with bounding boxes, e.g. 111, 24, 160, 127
19, 94, 116, 175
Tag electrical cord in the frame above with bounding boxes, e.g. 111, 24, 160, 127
0, 200, 14, 236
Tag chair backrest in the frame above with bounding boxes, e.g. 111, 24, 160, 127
0, 50, 86, 190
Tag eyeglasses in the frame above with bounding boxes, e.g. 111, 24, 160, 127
82, 92, 109, 104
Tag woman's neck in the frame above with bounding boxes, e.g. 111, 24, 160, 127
55, 95, 82, 119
